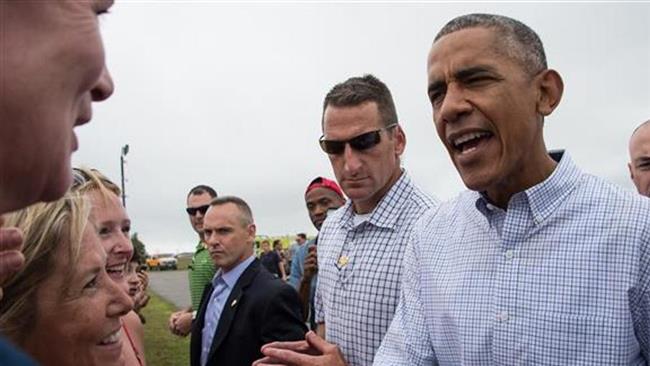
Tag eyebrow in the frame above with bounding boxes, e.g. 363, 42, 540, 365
428, 65, 499, 94
634, 156, 650, 165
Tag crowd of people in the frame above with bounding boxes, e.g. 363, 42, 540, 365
1, 3, 649, 366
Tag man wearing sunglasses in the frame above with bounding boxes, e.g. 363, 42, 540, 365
169, 185, 218, 337
255, 74, 437, 366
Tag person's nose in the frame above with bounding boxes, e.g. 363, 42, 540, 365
114, 232, 133, 258
312, 203, 327, 217
205, 233, 218, 248
106, 275, 133, 318
342, 144, 363, 175
91, 66, 114, 102
436, 83, 472, 125
128, 273, 139, 286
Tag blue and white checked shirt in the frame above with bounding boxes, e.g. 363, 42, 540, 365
315, 171, 437, 366
200, 254, 255, 366
375, 152, 650, 365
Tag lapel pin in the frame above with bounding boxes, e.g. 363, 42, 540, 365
337, 255, 349, 268
231, 299, 238, 308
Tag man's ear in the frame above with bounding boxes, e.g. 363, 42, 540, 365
536, 69, 564, 117
247, 223, 256, 240
629, 162, 635, 180
392, 124, 406, 156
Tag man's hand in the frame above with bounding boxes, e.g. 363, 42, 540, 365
253, 331, 348, 366
302, 246, 318, 282
169, 310, 193, 337
168, 311, 181, 333
0, 217, 25, 301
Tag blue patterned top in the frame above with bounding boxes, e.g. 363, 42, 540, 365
375, 152, 650, 365
315, 171, 438, 366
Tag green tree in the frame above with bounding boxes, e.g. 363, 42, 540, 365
131, 233, 147, 263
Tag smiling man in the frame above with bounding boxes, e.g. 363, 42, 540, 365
374, 13, 650, 365
190, 196, 306, 366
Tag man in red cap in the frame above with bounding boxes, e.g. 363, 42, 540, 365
288, 177, 346, 329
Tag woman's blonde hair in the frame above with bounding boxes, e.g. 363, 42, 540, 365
0, 192, 90, 344
71, 166, 121, 200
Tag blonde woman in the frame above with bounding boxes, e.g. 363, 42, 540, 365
0, 192, 132, 365
71, 167, 146, 366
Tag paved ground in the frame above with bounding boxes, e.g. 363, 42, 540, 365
148, 270, 191, 309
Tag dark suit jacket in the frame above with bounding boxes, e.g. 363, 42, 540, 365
190, 259, 307, 366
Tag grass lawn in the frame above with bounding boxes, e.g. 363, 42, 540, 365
141, 291, 190, 366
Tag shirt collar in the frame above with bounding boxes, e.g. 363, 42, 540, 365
337, 170, 411, 230
524, 150, 582, 224
475, 150, 582, 225
213, 254, 255, 288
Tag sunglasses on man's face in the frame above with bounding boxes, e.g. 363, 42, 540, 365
319, 123, 397, 155
186, 204, 210, 216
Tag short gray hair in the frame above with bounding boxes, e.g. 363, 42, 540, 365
210, 195, 254, 226
435, 13, 547, 76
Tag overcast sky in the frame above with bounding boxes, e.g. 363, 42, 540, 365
72, 2, 650, 254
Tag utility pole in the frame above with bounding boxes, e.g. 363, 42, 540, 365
120, 144, 129, 207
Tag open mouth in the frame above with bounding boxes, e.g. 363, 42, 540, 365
128, 287, 138, 296
450, 131, 493, 154
106, 262, 127, 278
98, 328, 121, 346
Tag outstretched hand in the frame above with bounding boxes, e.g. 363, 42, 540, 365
253, 331, 348, 366
0, 216, 25, 301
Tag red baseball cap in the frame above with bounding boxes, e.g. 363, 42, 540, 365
305, 177, 344, 199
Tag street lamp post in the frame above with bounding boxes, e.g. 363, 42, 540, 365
120, 144, 129, 207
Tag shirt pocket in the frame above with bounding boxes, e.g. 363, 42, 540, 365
525, 312, 640, 365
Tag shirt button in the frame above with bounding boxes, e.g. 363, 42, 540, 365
504, 249, 514, 261
496, 312, 510, 322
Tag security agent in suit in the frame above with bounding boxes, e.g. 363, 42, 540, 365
190, 196, 307, 366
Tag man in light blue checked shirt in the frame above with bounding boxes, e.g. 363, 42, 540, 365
374, 13, 650, 365
255, 75, 437, 366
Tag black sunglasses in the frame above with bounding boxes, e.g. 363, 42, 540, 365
319, 123, 397, 155
186, 204, 210, 216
